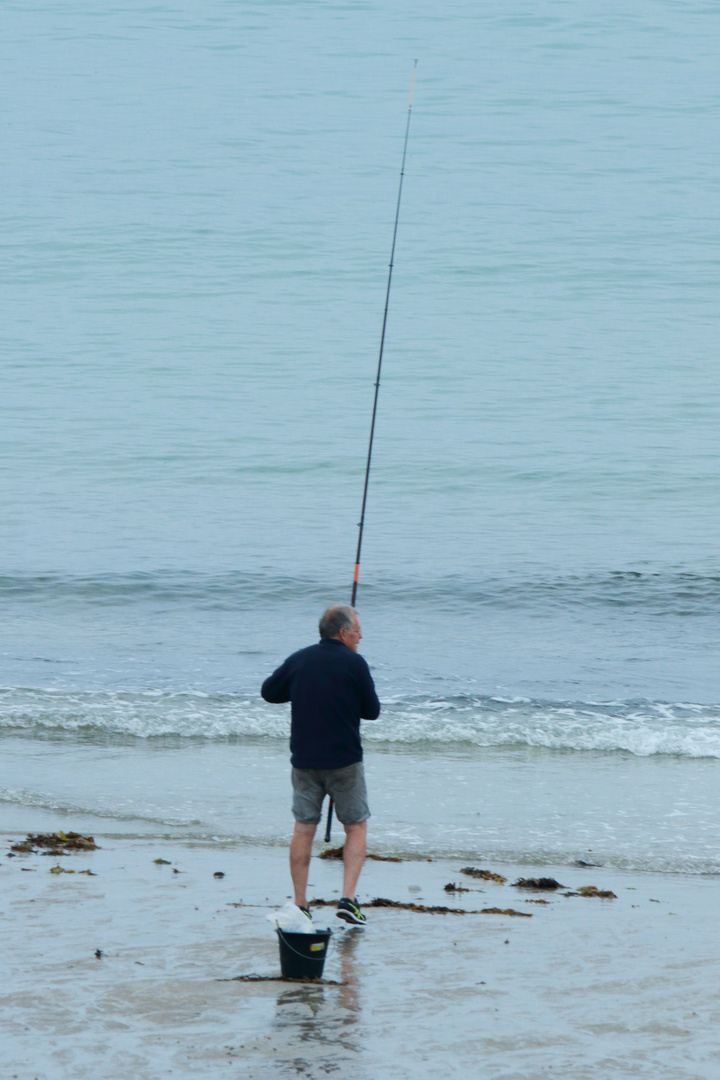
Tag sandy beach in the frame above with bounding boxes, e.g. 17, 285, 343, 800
2, 831, 718, 1079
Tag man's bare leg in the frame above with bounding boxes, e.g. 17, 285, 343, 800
290, 822, 317, 908
341, 820, 367, 899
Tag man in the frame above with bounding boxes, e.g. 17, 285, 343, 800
261, 605, 380, 926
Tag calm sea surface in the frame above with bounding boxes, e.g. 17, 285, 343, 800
2, 0, 720, 872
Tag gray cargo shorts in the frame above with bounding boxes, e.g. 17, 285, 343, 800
291, 761, 370, 825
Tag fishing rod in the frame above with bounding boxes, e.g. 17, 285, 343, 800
324, 62, 417, 845
351, 60, 417, 608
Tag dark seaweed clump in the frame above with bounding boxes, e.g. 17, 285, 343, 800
564, 885, 617, 899
10, 832, 99, 855
318, 846, 401, 863
460, 867, 507, 884
512, 877, 565, 891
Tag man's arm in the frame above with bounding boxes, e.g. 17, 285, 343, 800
357, 656, 380, 720
261, 658, 292, 704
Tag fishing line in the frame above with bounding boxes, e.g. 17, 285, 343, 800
325, 62, 417, 846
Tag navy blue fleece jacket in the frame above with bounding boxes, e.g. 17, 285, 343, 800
261, 637, 381, 769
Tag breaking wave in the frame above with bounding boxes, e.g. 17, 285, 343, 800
1, 687, 720, 757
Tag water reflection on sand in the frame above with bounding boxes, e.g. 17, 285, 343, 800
273, 928, 364, 1074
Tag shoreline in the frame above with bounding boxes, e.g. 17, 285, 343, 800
2, 831, 718, 1078
3, 733, 719, 876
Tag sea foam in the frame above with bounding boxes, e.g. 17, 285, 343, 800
2, 687, 719, 757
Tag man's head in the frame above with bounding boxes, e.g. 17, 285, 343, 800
319, 605, 362, 652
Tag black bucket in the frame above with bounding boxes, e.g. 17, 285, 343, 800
276, 927, 332, 980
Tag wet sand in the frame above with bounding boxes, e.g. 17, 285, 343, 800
1, 834, 718, 1079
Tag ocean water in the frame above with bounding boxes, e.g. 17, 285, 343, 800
2, 0, 720, 874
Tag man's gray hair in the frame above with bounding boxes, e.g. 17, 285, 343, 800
319, 605, 357, 640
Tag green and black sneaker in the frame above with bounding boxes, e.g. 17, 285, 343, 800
336, 897, 366, 926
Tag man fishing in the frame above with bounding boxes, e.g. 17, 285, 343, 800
261, 605, 380, 926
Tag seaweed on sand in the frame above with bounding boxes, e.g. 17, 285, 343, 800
512, 877, 565, 891
318, 846, 402, 862
478, 907, 532, 918
460, 867, 507, 884
563, 885, 617, 899
310, 897, 532, 917
10, 832, 99, 855
367, 898, 475, 914
317, 847, 345, 859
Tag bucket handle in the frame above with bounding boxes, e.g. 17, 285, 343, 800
276, 927, 334, 964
